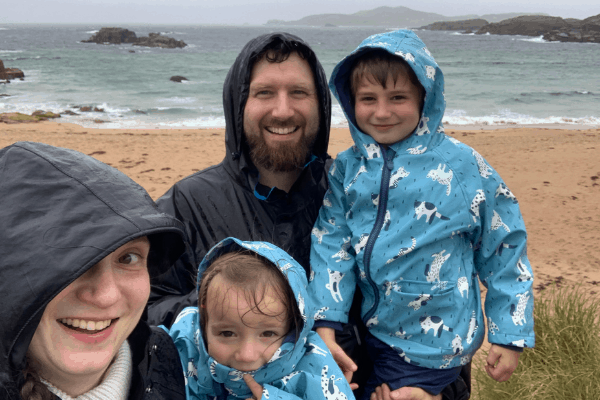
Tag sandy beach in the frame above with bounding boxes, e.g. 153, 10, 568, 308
2, 122, 599, 295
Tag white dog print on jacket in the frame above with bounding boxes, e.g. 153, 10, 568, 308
326, 269, 344, 303
427, 164, 453, 195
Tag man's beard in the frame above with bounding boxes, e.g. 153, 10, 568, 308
245, 122, 318, 173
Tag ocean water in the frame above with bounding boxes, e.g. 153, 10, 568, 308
1, 24, 599, 129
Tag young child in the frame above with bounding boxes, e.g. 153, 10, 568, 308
166, 237, 355, 400
309, 29, 535, 398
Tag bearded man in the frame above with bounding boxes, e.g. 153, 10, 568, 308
148, 33, 332, 323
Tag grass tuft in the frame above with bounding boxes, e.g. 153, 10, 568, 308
473, 285, 600, 399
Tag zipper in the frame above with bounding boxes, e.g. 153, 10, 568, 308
362, 145, 395, 323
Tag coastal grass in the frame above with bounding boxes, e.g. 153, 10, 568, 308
472, 285, 600, 399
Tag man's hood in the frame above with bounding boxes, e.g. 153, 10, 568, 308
0, 142, 186, 397
175, 238, 314, 398
329, 29, 446, 157
222, 32, 331, 175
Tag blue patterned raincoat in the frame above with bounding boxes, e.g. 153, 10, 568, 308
309, 30, 535, 370
166, 238, 355, 400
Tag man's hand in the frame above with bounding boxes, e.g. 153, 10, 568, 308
244, 374, 263, 400
485, 344, 521, 382
316, 327, 359, 390
370, 384, 441, 400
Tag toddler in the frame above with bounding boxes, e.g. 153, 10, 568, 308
167, 237, 355, 400
309, 29, 535, 398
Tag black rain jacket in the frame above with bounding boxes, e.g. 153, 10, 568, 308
149, 32, 332, 326
0, 142, 187, 400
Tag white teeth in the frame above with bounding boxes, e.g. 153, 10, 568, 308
60, 318, 112, 331
267, 126, 297, 135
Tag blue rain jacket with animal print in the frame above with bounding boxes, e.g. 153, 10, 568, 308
165, 238, 355, 400
309, 29, 535, 370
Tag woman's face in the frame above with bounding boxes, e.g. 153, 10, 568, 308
28, 237, 151, 395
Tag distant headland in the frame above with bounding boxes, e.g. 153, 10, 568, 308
266, 6, 600, 43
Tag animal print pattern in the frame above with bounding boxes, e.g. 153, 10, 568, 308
516, 257, 533, 282
469, 189, 486, 223
331, 237, 352, 263
386, 236, 417, 264
321, 365, 348, 400
408, 294, 432, 311
472, 149, 492, 178
407, 145, 427, 154
364, 143, 381, 159
420, 315, 452, 337
425, 65, 436, 80
457, 276, 469, 298
491, 210, 510, 232
414, 200, 449, 224
488, 317, 500, 336
511, 292, 530, 326
326, 269, 344, 303
354, 233, 369, 255
466, 311, 478, 344
344, 165, 367, 194
495, 183, 518, 203
389, 167, 410, 188
425, 250, 451, 284
415, 116, 430, 136
427, 164, 453, 195
312, 227, 328, 244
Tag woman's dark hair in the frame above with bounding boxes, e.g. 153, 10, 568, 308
198, 250, 303, 343
20, 358, 53, 400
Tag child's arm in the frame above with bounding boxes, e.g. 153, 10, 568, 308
316, 327, 358, 389
473, 158, 535, 350
485, 344, 521, 382
309, 157, 359, 324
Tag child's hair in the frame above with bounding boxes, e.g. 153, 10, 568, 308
198, 250, 303, 342
350, 49, 425, 111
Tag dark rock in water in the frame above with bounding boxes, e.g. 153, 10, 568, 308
543, 14, 600, 43
134, 109, 147, 114
420, 19, 488, 31
0, 59, 25, 81
61, 110, 79, 115
476, 15, 574, 36
170, 76, 189, 83
134, 33, 187, 49
82, 28, 138, 45
79, 106, 92, 112
0, 94, 10, 97
129, 50, 135, 53
83, 28, 187, 48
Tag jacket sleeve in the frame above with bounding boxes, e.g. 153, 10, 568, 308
148, 183, 203, 327
309, 158, 357, 324
472, 153, 535, 349
263, 332, 354, 400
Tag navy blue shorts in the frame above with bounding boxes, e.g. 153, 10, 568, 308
360, 333, 462, 399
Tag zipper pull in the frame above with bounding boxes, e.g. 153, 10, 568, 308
381, 145, 394, 170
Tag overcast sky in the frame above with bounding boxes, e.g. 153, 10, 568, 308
2, 0, 598, 25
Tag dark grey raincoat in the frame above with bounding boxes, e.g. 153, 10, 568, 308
0, 142, 187, 400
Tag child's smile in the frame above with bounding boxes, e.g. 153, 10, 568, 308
354, 72, 422, 145
205, 275, 291, 372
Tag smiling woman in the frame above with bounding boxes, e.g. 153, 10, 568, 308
0, 142, 187, 400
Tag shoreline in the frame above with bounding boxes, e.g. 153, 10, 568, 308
2, 121, 599, 299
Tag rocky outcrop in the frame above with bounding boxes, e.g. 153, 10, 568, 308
82, 28, 138, 44
0, 59, 25, 81
543, 14, 600, 43
133, 33, 187, 48
420, 19, 488, 31
82, 28, 186, 48
476, 15, 574, 36
0, 112, 60, 124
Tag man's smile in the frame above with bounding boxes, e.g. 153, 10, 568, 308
265, 126, 300, 135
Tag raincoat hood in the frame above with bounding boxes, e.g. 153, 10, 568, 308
0, 142, 186, 398
169, 238, 315, 399
222, 32, 331, 176
329, 29, 446, 157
